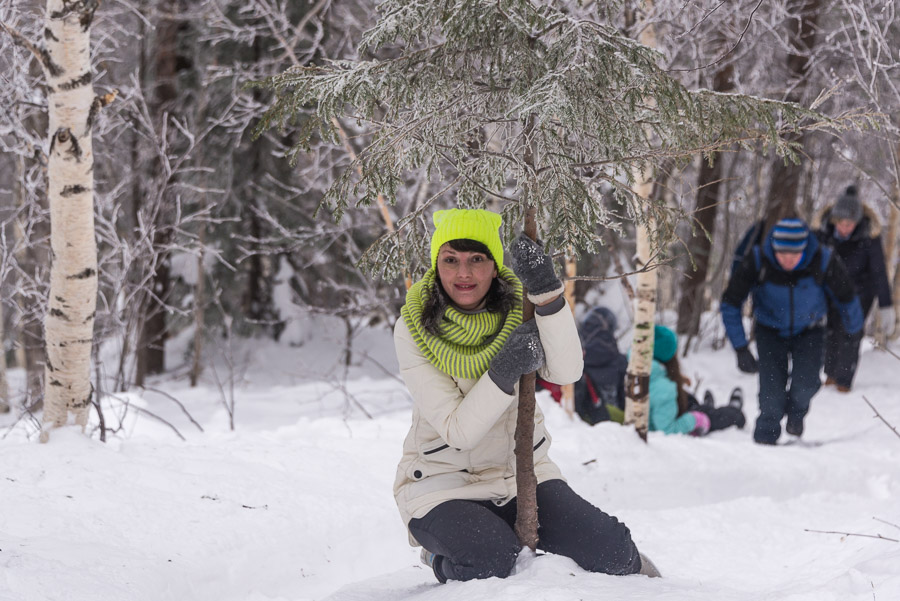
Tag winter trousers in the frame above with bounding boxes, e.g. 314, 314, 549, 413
754, 325, 824, 444
823, 301, 869, 388
689, 397, 745, 432
408, 479, 641, 582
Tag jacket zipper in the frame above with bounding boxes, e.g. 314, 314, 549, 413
423, 444, 449, 455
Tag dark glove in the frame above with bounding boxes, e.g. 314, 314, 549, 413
508, 234, 563, 298
488, 320, 546, 394
736, 346, 758, 374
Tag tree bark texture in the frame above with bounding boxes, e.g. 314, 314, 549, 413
764, 0, 820, 222
676, 58, 735, 337
886, 169, 900, 340
558, 251, 577, 418
624, 178, 657, 443
41, 0, 100, 440
623, 0, 659, 443
139, 0, 183, 382
0, 300, 9, 413
513, 203, 539, 551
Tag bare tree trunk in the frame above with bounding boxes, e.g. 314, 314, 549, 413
623, 0, 659, 443
624, 177, 657, 443
886, 166, 900, 340
41, 0, 102, 441
137, 0, 183, 384
190, 231, 206, 387
12, 151, 45, 404
764, 0, 821, 223
513, 204, 539, 551
676, 59, 734, 337
0, 301, 8, 413
558, 251, 577, 418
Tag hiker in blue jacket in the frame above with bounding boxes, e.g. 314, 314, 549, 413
721, 218, 863, 445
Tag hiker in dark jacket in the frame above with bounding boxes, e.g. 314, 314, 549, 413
813, 185, 895, 392
575, 306, 627, 424
721, 218, 863, 445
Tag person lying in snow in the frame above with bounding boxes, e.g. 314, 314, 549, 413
648, 325, 746, 436
392, 208, 659, 583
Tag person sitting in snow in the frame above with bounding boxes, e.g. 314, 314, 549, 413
721, 217, 863, 445
574, 306, 627, 425
812, 185, 895, 393
647, 325, 745, 436
392, 208, 658, 583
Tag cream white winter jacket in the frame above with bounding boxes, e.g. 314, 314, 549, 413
393, 304, 584, 546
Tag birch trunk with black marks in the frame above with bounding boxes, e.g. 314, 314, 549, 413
623, 1, 659, 443
624, 177, 657, 443
41, 0, 100, 441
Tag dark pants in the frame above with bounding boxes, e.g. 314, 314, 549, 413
689, 394, 745, 432
823, 301, 869, 388
754, 325, 824, 444
408, 479, 640, 582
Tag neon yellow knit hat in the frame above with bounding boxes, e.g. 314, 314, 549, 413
430, 209, 504, 269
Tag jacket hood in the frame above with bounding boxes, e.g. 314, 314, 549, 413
812, 203, 882, 238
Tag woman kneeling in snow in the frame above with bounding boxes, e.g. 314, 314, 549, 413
393, 208, 657, 583
649, 325, 746, 436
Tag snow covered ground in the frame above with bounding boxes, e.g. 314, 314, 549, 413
1, 315, 899, 601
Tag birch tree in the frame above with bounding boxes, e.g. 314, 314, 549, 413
258, 0, 846, 546
622, 0, 660, 442
40, 0, 107, 440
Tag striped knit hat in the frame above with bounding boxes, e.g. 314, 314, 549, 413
771, 218, 809, 253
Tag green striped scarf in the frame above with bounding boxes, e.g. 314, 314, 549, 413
401, 267, 523, 380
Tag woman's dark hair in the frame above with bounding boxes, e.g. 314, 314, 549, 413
422, 239, 517, 336
663, 355, 691, 416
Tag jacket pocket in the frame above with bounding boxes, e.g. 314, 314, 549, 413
407, 440, 470, 481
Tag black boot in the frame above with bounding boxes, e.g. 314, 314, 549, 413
702, 390, 715, 409
728, 387, 743, 410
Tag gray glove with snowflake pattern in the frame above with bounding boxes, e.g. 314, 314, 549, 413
508, 233, 564, 304
488, 320, 546, 394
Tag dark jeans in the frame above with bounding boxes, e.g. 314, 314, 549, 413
754, 325, 824, 444
823, 305, 866, 388
408, 479, 640, 582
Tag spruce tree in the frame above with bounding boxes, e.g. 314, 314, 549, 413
257, 0, 856, 548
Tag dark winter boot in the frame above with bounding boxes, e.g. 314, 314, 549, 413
420, 548, 447, 583
702, 390, 715, 409
728, 387, 743, 410
785, 418, 804, 437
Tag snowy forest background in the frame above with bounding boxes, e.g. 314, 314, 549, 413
1, 0, 899, 418
1, 1, 900, 600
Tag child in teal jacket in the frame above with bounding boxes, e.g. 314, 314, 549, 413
648, 325, 745, 436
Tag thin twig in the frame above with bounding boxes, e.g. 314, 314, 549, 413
873, 517, 900, 532
803, 528, 898, 543
668, 0, 765, 73
129, 405, 187, 441
862, 396, 900, 441
141, 387, 205, 432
